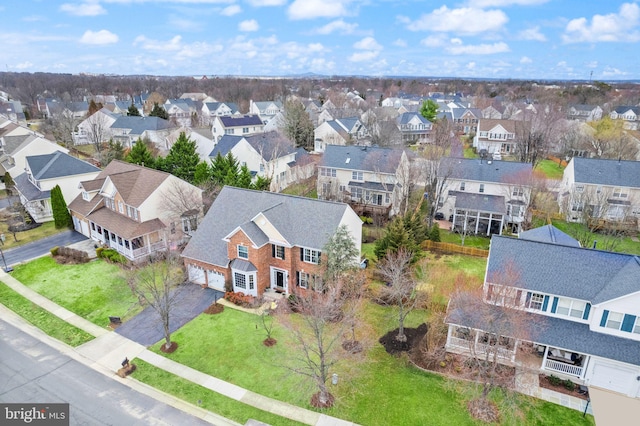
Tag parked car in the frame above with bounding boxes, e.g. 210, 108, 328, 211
492, 152, 502, 160
434, 212, 444, 220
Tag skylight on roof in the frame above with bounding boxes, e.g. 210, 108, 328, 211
346, 158, 350, 164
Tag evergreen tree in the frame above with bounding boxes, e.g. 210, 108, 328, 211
127, 103, 141, 116
374, 216, 421, 262
251, 175, 271, 191
126, 138, 155, 168
102, 139, 126, 166
237, 164, 253, 188
429, 223, 441, 242
149, 102, 169, 119
210, 153, 230, 184
4, 172, 15, 195
160, 132, 200, 183
193, 161, 212, 185
50, 185, 72, 229
324, 225, 359, 282
420, 99, 438, 122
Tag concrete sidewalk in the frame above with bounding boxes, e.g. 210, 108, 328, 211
0, 270, 357, 426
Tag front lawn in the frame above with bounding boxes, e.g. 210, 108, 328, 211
0, 221, 66, 250
10, 257, 142, 327
140, 304, 593, 426
0, 281, 94, 346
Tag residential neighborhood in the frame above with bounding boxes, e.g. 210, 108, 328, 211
1, 72, 640, 426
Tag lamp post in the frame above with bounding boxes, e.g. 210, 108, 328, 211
0, 247, 13, 273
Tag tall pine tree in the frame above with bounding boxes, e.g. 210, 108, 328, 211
126, 138, 155, 168
160, 132, 200, 183
50, 185, 72, 229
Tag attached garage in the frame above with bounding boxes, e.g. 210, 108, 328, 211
188, 265, 206, 285
207, 270, 225, 292
589, 360, 637, 395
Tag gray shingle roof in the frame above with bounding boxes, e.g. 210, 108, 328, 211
442, 157, 532, 184
447, 303, 640, 366
245, 132, 296, 161
451, 191, 506, 213
487, 235, 640, 303
182, 186, 354, 267
571, 157, 640, 189
13, 172, 49, 201
397, 112, 431, 125
209, 135, 243, 158
110, 116, 173, 134
26, 151, 99, 180
321, 145, 403, 174
519, 224, 581, 247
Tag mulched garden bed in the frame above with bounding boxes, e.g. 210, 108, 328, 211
538, 374, 589, 400
160, 342, 178, 353
204, 303, 224, 314
379, 324, 427, 355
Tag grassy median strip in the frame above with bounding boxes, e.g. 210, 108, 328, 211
0, 281, 94, 346
131, 359, 305, 426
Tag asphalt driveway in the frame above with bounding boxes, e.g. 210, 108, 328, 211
115, 284, 223, 346
3, 230, 88, 267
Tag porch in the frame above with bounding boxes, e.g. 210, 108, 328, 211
89, 221, 167, 261
449, 191, 505, 236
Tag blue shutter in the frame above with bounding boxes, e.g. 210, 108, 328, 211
621, 314, 636, 332
550, 297, 559, 314
542, 295, 549, 312
582, 303, 591, 320
600, 310, 609, 327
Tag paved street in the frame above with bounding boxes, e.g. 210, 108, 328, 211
2, 230, 88, 267
0, 319, 214, 426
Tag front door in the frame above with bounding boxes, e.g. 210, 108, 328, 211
272, 269, 287, 293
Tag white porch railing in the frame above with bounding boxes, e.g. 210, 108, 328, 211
544, 359, 583, 377
448, 336, 514, 360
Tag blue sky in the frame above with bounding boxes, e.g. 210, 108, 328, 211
2, 1, 640, 80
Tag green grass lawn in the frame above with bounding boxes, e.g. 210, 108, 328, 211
140, 303, 592, 426
463, 145, 477, 159
535, 159, 565, 180
132, 359, 305, 426
0, 221, 67, 250
440, 228, 491, 250
280, 179, 318, 199
0, 281, 94, 346
10, 257, 142, 327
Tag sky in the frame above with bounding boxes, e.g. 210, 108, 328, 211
2, 0, 640, 80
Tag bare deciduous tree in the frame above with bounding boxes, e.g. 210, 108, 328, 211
126, 252, 187, 351
377, 248, 422, 343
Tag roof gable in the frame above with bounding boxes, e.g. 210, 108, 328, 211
321, 145, 404, 174
26, 151, 100, 180
570, 157, 640, 189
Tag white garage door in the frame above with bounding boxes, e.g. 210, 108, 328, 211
80, 220, 89, 237
207, 270, 225, 291
590, 361, 635, 395
188, 265, 206, 285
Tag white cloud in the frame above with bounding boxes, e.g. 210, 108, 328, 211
602, 66, 628, 77
466, 61, 476, 70
247, 0, 287, 5
403, 6, 508, 34
80, 29, 118, 45
472, 0, 549, 6
563, 3, 640, 43
169, 17, 203, 31
353, 36, 381, 51
518, 26, 546, 41
60, 2, 107, 16
446, 41, 509, 55
239, 19, 259, 32
220, 5, 241, 16
288, 0, 354, 20
348, 50, 379, 62
393, 39, 407, 47
15, 61, 34, 69
134, 35, 182, 51
420, 35, 447, 47
22, 15, 46, 22
520, 56, 532, 63
586, 61, 598, 68
314, 19, 358, 35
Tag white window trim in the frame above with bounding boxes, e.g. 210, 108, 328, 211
303, 248, 320, 264
237, 245, 249, 259
605, 311, 624, 330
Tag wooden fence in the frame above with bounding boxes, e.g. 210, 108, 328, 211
547, 155, 568, 168
422, 240, 489, 258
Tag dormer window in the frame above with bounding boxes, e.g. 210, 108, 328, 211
82, 191, 89, 201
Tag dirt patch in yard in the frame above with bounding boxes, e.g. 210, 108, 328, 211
379, 324, 427, 355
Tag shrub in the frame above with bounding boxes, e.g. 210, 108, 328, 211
548, 374, 562, 386
96, 247, 104, 258
360, 216, 373, 225
50, 246, 59, 256
224, 291, 255, 307
563, 379, 576, 391
101, 248, 127, 265
429, 223, 441, 242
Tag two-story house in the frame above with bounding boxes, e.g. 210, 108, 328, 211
567, 104, 603, 122
450, 108, 481, 135
181, 186, 361, 296
445, 228, 640, 411
202, 102, 240, 124
209, 131, 314, 192
313, 117, 369, 152
211, 115, 264, 142
558, 157, 640, 226
13, 151, 100, 223
610, 106, 640, 130
0, 133, 69, 176
317, 145, 410, 218
474, 119, 526, 157
436, 157, 533, 235
68, 161, 202, 261
72, 108, 118, 146
164, 98, 201, 127
249, 100, 284, 125
396, 112, 433, 144
109, 115, 175, 150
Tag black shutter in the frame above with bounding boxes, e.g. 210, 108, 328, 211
296, 271, 300, 287
282, 248, 285, 261
317, 251, 322, 265
300, 247, 304, 261
272, 244, 275, 258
